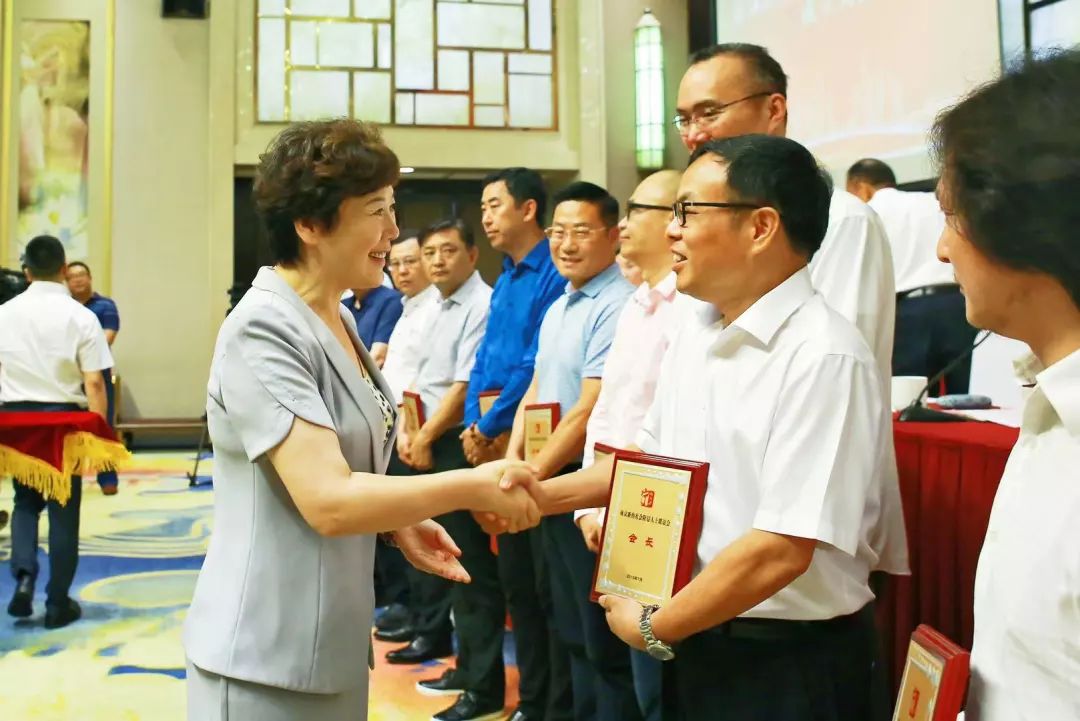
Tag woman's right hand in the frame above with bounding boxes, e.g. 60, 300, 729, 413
471, 461, 542, 533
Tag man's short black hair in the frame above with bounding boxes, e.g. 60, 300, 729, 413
67, 261, 91, 275
482, 167, 548, 228
931, 49, 1080, 309
689, 135, 831, 261
551, 181, 620, 228
688, 43, 788, 96
419, 218, 476, 249
23, 235, 67, 277
847, 158, 897, 188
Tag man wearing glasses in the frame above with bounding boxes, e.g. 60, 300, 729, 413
573, 169, 686, 721
490, 136, 892, 721
674, 43, 907, 588
674, 44, 895, 388
506, 181, 638, 721
381, 235, 440, 406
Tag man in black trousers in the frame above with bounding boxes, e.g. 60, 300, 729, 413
396, 219, 498, 721
0, 236, 113, 629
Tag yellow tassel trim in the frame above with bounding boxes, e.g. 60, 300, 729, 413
0, 433, 131, 506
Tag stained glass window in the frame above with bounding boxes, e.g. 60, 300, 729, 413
255, 0, 557, 129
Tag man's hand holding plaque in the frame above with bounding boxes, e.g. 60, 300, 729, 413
590, 451, 708, 606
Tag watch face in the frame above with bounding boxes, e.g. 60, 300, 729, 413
648, 643, 675, 662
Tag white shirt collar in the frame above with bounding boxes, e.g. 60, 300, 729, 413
632, 271, 678, 313
441, 271, 482, 306
1035, 346, 1080, 436
725, 267, 814, 347
403, 284, 438, 311
26, 280, 71, 296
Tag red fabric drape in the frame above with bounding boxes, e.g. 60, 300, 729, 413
879, 420, 1018, 692
0, 411, 117, 472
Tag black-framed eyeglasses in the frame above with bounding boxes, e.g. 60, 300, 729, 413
626, 201, 671, 217
672, 201, 762, 227
671, 92, 774, 133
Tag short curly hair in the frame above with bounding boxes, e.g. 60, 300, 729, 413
253, 119, 400, 265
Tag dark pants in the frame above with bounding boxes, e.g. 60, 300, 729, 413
441, 509, 506, 703
3, 402, 84, 606
386, 448, 448, 635
631, 649, 663, 721
498, 524, 574, 720
894, 290, 979, 395
96, 370, 118, 490
542, 512, 642, 721
664, 603, 888, 721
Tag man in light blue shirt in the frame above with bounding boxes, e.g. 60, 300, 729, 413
507, 182, 638, 721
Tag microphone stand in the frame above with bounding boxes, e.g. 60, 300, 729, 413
897, 331, 993, 422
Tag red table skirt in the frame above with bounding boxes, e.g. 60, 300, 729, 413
879, 420, 1019, 691
0, 411, 130, 505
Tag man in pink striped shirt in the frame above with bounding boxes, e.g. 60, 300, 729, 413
575, 169, 685, 721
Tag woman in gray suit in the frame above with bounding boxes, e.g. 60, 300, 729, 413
183, 119, 539, 720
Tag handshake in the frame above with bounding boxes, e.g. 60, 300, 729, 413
468, 460, 549, 534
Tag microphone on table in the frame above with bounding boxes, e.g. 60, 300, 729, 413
897, 330, 993, 422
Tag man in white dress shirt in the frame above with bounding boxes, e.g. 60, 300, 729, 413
381, 235, 439, 405
847, 158, 979, 394
674, 43, 907, 580
373, 234, 440, 643
932, 50, 1080, 721
0, 235, 112, 629
495, 135, 892, 720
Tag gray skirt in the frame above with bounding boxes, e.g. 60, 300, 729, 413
186, 661, 368, 721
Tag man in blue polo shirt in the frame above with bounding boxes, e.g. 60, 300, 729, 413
442, 168, 566, 721
66, 261, 121, 495
506, 181, 637, 721
342, 279, 403, 367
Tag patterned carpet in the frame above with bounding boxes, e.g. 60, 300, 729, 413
0, 451, 518, 720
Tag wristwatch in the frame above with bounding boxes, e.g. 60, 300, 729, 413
639, 605, 675, 661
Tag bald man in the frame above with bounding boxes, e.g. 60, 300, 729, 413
574, 170, 687, 721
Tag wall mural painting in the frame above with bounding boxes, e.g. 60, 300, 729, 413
16, 20, 91, 262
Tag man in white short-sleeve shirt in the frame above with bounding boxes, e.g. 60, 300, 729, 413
0, 235, 112, 630
847, 158, 979, 395
496, 136, 892, 720
672, 43, 907, 579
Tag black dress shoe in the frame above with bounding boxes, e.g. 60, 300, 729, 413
385, 634, 453, 665
375, 603, 411, 631
374, 623, 416, 643
416, 668, 466, 696
7, 573, 34, 618
431, 691, 504, 721
44, 598, 81, 629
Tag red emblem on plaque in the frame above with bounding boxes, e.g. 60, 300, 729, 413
640, 488, 655, 508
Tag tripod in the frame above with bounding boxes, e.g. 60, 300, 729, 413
186, 415, 212, 487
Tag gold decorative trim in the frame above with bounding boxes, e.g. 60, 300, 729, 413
103, 0, 115, 293
0, 0, 14, 268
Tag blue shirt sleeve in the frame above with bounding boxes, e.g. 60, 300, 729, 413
582, 295, 627, 377
98, 298, 120, 332
475, 266, 565, 438
371, 290, 403, 344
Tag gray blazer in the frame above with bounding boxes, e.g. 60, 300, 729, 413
183, 267, 396, 694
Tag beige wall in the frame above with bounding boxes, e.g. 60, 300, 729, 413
600, 0, 690, 204
3, 1, 691, 420
110, 4, 223, 420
